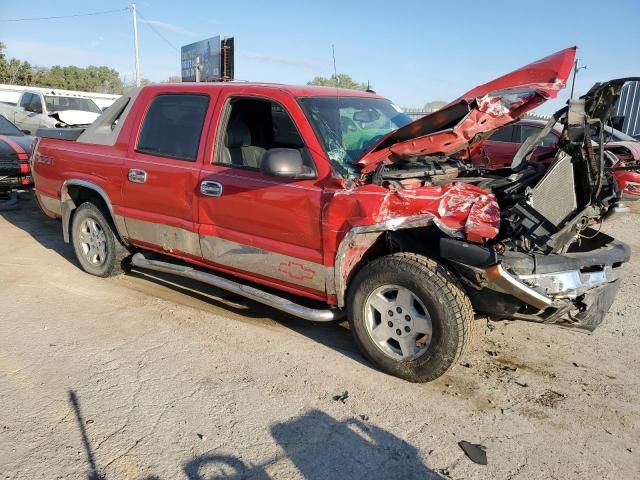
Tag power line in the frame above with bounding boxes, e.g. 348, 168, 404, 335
136, 10, 180, 53
0, 7, 129, 23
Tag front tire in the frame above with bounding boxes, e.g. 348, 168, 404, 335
347, 253, 474, 382
70, 202, 129, 277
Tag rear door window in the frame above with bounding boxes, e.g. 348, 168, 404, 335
489, 125, 515, 142
137, 94, 209, 161
519, 124, 558, 147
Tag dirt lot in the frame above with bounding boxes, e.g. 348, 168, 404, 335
1, 192, 639, 479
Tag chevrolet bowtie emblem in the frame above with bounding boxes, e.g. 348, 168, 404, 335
278, 261, 315, 281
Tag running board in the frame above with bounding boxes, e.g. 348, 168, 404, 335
130, 253, 340, 322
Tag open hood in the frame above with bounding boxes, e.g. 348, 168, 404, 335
357, 47, 576, 173
49, 110, 100, 127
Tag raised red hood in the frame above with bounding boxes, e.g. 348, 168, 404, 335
357, 47, 576, 173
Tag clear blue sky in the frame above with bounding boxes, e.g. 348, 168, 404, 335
1, 0, 639, 113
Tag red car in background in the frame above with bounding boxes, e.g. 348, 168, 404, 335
471, 120, 640, 199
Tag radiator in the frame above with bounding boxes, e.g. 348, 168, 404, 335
528, 152, 577, 226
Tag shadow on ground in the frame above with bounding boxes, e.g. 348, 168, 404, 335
0, 190, 75, 262
69, 390, 441, 480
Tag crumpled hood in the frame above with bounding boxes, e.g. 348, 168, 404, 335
49, 110, 99, 126
357, 47, 576, 173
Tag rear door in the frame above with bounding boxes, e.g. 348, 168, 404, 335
14, 93, 39, 133
119, 91, 213, 260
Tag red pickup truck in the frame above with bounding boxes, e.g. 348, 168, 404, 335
32, 47, 631, 382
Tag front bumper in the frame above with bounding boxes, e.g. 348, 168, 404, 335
441, 233, 630, 331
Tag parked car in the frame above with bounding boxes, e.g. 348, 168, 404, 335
0, 115, 34, 195
470, 120, 562, 169
31, 47, 633, 382
0, 89, 102, 135
473, 120, 640, 199
598, 126, 640, 199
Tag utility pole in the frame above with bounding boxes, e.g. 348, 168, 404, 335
570, 58, 587, 99
131, 2, 141, 87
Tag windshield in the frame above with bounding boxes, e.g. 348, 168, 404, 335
298, 96, 411, 177
44, 96, 101, 114
0, 115, 23, 136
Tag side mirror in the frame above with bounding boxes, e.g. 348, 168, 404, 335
21, 129, 30, 135
260, 148, 315, 180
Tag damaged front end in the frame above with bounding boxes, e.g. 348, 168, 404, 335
325, 49, 633, 331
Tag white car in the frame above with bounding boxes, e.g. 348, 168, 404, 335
0, 90, 102, 135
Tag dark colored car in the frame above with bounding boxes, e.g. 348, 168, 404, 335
472, 119, 640, 199
0, 115, 34, 195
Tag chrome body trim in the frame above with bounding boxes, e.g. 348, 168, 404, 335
131, 253, 340, 322
60, 179, 129, 243
518, 265, 624, 299
200, 180, 223, 197
483, 264, 553, 310
127, 169, 147, 184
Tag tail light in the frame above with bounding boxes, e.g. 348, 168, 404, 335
19, 162, 30, 174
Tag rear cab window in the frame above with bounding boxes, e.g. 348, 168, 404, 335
137, 94, 209, 161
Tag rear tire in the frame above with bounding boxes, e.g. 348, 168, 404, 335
347, 253, 474, 382
70, 202, 129, 277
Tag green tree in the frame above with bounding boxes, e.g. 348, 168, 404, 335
0, 41, 125, 93
308, 73, 369, 91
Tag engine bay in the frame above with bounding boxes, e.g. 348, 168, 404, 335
368, 89, 627, 256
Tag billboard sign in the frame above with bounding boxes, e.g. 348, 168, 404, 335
181, 36, 221, 82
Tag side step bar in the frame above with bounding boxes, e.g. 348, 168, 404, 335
130, 253, 341, 322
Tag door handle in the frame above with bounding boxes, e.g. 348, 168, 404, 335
200, 180, 223, 197
128, 169, 147, 184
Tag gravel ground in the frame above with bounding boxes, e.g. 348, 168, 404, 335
1, 192, 639, 479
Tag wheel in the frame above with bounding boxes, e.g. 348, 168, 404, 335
347, 252, 474, 382
70, 202, 129, 277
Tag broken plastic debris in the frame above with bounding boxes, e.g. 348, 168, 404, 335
332, 391, 349, 403
458, 441, 488, 465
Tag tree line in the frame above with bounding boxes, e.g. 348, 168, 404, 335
0, 41, 129, 94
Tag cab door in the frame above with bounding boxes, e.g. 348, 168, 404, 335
14, 93, 40, 134
196, 92, 328, 297
119, 91, 213, 260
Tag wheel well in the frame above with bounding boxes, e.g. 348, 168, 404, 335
339, 226, 446, 307
67, 185, 109, 213
61, 184, 121, 244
